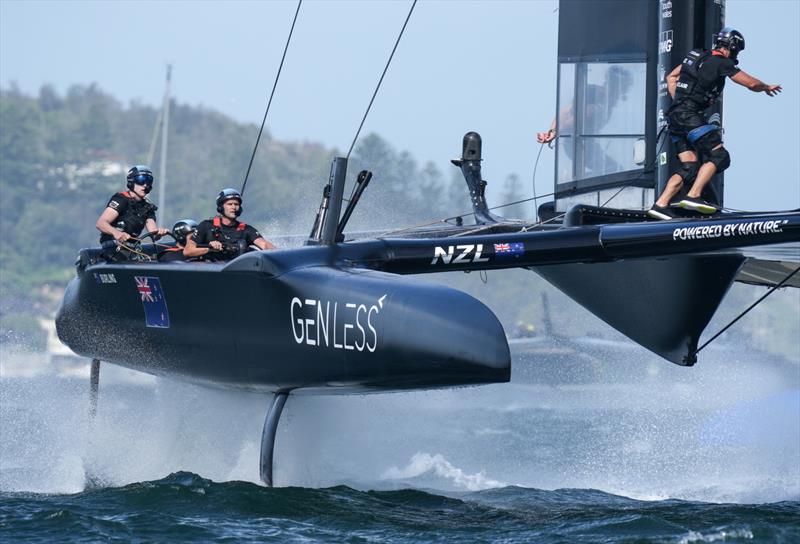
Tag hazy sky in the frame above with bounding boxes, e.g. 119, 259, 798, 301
2, 0, 798, 212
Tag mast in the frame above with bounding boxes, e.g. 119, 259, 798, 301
157, 64, 172, 221
552, 0, 656, 213
550, 0, 724, 213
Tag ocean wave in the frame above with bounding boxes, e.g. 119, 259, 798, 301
381, 452, 506, 491
2, 473, 799, 543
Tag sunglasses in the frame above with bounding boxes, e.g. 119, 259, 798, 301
133, 174, 153, 186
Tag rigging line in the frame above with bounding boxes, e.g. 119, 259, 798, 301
383, 109, 669, 238
240, 0, 303, 197
692, 265, 800, 357
345, 0, 417, 162
378, 190, 560, 237
531, 142, 545, 215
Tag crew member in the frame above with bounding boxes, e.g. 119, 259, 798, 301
159, 219, 199, 262
648, 27, 782, 220
184, 188, 275, 261
95, 165, 169, 261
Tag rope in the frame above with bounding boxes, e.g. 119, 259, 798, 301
241, 0, 303, 197
531, 142, 545, 217
115, 240, 154, 261
691, 265, 800, 357
345, 0, 417, 161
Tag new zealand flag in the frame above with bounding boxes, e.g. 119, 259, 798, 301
493, 242, 525, 258
134, 276, 170, 328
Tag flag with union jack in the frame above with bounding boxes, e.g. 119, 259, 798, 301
493, 242, 524, 258
134, 276, 170, 328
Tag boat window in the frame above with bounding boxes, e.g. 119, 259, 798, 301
556, 61, 646, 183
558, 63, 576, 136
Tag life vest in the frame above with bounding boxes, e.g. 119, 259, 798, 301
111, 191, 157, 237
673, 49, 727, 109
207, 216, 249, 259
211, 216, 247, 234
210, 216, 248, 243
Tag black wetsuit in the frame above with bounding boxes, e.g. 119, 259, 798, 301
100, 191, 158, 261
669, 50, 740, 153
194, 216, 262, 262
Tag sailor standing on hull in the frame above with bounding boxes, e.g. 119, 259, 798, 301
648, 27, 782, 220
95, 165, 169, 261
184, 188, 276, 261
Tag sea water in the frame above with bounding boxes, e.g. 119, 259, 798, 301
1, 342, 798, 542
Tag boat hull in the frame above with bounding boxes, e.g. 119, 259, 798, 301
55, 259, 511, 394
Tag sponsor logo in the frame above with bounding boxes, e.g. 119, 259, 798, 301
290, 294, 386, 352
431, 244, 490, 265
659, 152, 668, 166
677, 82, 689, 89
672, 220, 789, 241
109, 200, 120, 209
659, 30, 673, 54
94, 272, 117, 284
657, 110, 668, 131
661, 0, 672, 18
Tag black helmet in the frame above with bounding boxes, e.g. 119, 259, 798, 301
716, 27, 745, 59
216, 188, 243, 216
126, 165, 154, 194
172, 219, 198, 245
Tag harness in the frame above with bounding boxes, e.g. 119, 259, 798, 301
673, 49, 726, 109
207, 216, 249, 259
211, 215, 247, 238
687, 123, 719, 144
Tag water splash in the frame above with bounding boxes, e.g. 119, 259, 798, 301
382, 452, 506, 491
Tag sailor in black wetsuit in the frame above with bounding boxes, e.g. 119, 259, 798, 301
159, 219, 199, 262
648, 27, 782, 220
95, 165, 169, 261
184, 188, 276, 261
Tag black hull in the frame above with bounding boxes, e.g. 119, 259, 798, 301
56, 260, 510, 394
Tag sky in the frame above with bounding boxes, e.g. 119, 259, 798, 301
1, 0, 798, 212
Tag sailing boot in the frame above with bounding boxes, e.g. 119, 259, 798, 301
679, 197, 718, 215
647, 205, 678, 220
